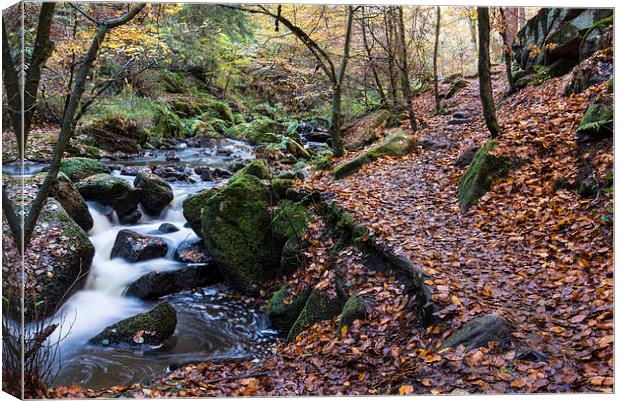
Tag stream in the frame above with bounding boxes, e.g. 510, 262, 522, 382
7, 139, 280, 389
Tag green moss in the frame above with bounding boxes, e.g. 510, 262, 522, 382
89, 303, 177, 347
225, 116, 284, 140
312, 155, 332, 171
59, 157, 110, 181
334, 130, 416, 179
154, 103, 192, 138
445, 79, 469, 99
457, 140, 511, 212
271, 178, 295, 198
183, 188, 218, 237
267, 286, 311, 335
201, 174, 282, 292
336, 295, 366, 337
161, 70, 193, 94
271, 201, 311, 243
84, 145, 102, 159
229, 159, 272, 183
286, 290, 345, 342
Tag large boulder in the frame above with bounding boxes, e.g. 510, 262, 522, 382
88, 303, 177, 347
76, 173, 142, 224
512, 8, 613, 74
182, 188, 218, 237
579, 16, 613, 61
336, 295, 367, 337
21, 199, 95, 321
225, 116, 284, 141
202, 173, 282, 292
59, 157, 110, 182
111, 229, 168, 262
458, 140, 511, 213
564, 49, 613, 96
271, 201, 312, 274
439, 314, 514, 351
50, 172, 93, 232
229, 159, 272, 182
134, 171, 174, 216
334, 130, 416, 179
125, 264, 222, 299
575, 92, 613, 141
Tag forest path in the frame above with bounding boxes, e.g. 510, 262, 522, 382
305, 70, 613, 392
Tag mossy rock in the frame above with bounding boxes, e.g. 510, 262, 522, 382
182, 188, 218, 237
575, 95, 613, 139
271, 178, 295, 199
20, 199, 95, 322
457, 140, 511, 213
439, 314, 513, 351
336, 295, 367, 337
201, 174, 282, 292
445, 79, 469, 99
272, 201, 312, 274
76, 173, 141, 220
334, 130, 416, 179
229, 159, 272, 183
267, 286, 311, 335
50, 172, 94, 232
286, 289, 346, 342
80, 116, 149, 154
89, 303, 177, 348
245, 131, 280, 145
312, 155, 332, 171
59, 157, 110, 182
161, 70, 193, 93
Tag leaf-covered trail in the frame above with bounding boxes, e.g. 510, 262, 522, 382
304, 70, 613, 392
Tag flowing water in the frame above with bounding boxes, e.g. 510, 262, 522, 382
12, 141, 280, 389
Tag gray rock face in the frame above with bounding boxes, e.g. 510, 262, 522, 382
50, 172, 94, 232
111, 229, 168, 262
512, 8, 612, 73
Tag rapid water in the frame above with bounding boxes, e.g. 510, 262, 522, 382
42, 155, 276, 389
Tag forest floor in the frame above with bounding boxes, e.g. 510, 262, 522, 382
50, 68, 613, 398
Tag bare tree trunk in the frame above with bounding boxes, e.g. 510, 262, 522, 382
360, 8, 387, 106
395, 6, 417, 133
330, 6, 355, 157
477, 7, 501, 138
2, 3, 56, 159
433, 6, 441, 112
383, 9, 399, 106
518, 8, 526, 30
499, 8, 517, 94
467, 8, 478, 54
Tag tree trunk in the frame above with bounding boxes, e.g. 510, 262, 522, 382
433, 6, 441, 112
360, 9, 386, 106
383, 9, 399, 106
477, 7, 501, 138
499, 8, 517, 94
2, 20, 22, 159
395, 6, 417, 133
329, 6, 355, 157
518, 8, 526, 30
467, 8, 478, 54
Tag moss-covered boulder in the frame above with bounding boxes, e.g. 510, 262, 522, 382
81, 116, 149, 154
336, 295, 367, 337
229, 159, 272, 182
134, 171, 174, 216
439, 314, 514, 351
457, 141, 511, 213
334, 130, 416, 179
59, 157, 110, 182
88, 303, 177, 348
50, 172, 93, 232
21, 199, 95, 321
182, 188, 218, 237
267, 286, 311, 335
201, 174, 282, 292
286, 289, 346, 342
575, 94, 613, 140
271, 201, 312, 274
76, 173, 142, 224
445, 79, 469, 99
